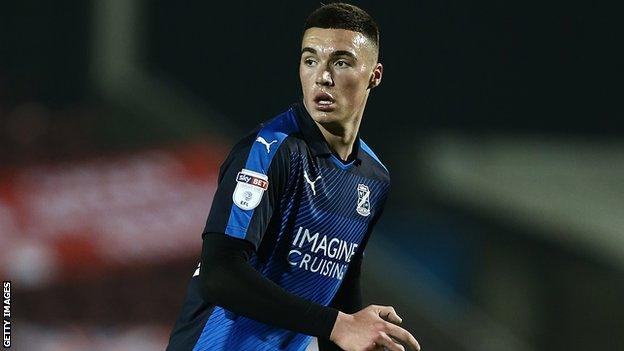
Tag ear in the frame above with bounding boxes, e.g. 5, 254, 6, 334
368, 62, 383, 89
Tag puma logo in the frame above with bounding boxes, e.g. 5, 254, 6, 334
256, 136, 278, 153
304, 170, 322, 196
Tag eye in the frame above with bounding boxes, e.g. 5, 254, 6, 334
303, 58, 317, 66
334, 60, 351, 68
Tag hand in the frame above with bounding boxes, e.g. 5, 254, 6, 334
329, 305, 421, 351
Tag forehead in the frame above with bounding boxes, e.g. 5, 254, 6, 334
301, 27, 374, 55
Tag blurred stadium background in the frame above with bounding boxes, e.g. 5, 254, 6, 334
1, 1, 621, 350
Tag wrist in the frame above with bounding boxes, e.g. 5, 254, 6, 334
329, 311, 353, 343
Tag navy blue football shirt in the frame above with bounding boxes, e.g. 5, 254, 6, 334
168, 102, 390, 350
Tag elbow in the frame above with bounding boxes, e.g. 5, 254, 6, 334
197, 259, 232, 305
197, 234, 254, 306
197, 261, 220, 302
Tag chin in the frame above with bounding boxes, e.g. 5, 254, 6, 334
310, 110, 339, 124
303, 99, 343, 124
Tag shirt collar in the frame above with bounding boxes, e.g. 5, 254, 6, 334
292, 100, 362, 164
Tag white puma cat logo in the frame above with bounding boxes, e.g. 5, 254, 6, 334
304, 170, 322, 196
256, 136, 278, 153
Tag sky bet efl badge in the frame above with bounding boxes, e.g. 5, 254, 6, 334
356, 183, 371, 217
233, 169, 269, 210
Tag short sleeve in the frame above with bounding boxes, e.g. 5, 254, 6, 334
202, 131, 291, 249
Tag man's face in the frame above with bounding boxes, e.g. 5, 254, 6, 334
299, 28, 382, 127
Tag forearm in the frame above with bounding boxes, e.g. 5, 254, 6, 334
329, 255, 363, 314
199, 233, 338, 338
318, 255, 364, 351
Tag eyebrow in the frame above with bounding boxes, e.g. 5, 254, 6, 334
301, 47, 358, 61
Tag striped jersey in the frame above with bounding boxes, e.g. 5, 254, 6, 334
167, 102, 390, 350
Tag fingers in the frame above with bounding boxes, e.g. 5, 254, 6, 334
375, 305, 402, 324
368, 305, 421, 350
375, 332, 405, 351
384, 323, 421, 351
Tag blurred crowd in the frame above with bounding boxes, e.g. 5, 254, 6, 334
0, 71, 99, 166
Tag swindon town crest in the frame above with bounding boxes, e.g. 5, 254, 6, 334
356, 183, 371, 217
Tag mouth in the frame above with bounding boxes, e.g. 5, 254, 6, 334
313, 92, 336, 111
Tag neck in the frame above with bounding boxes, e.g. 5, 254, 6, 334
315, 118, 360, 161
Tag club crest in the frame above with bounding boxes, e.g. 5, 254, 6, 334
233, 168, 269, 210
356, 184, 371, 217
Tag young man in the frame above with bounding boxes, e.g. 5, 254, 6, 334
167, 3, 420, 351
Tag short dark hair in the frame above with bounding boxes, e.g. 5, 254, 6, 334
303, 2, 379, 49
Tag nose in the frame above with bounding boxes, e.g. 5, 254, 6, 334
315, 67, 334, 86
